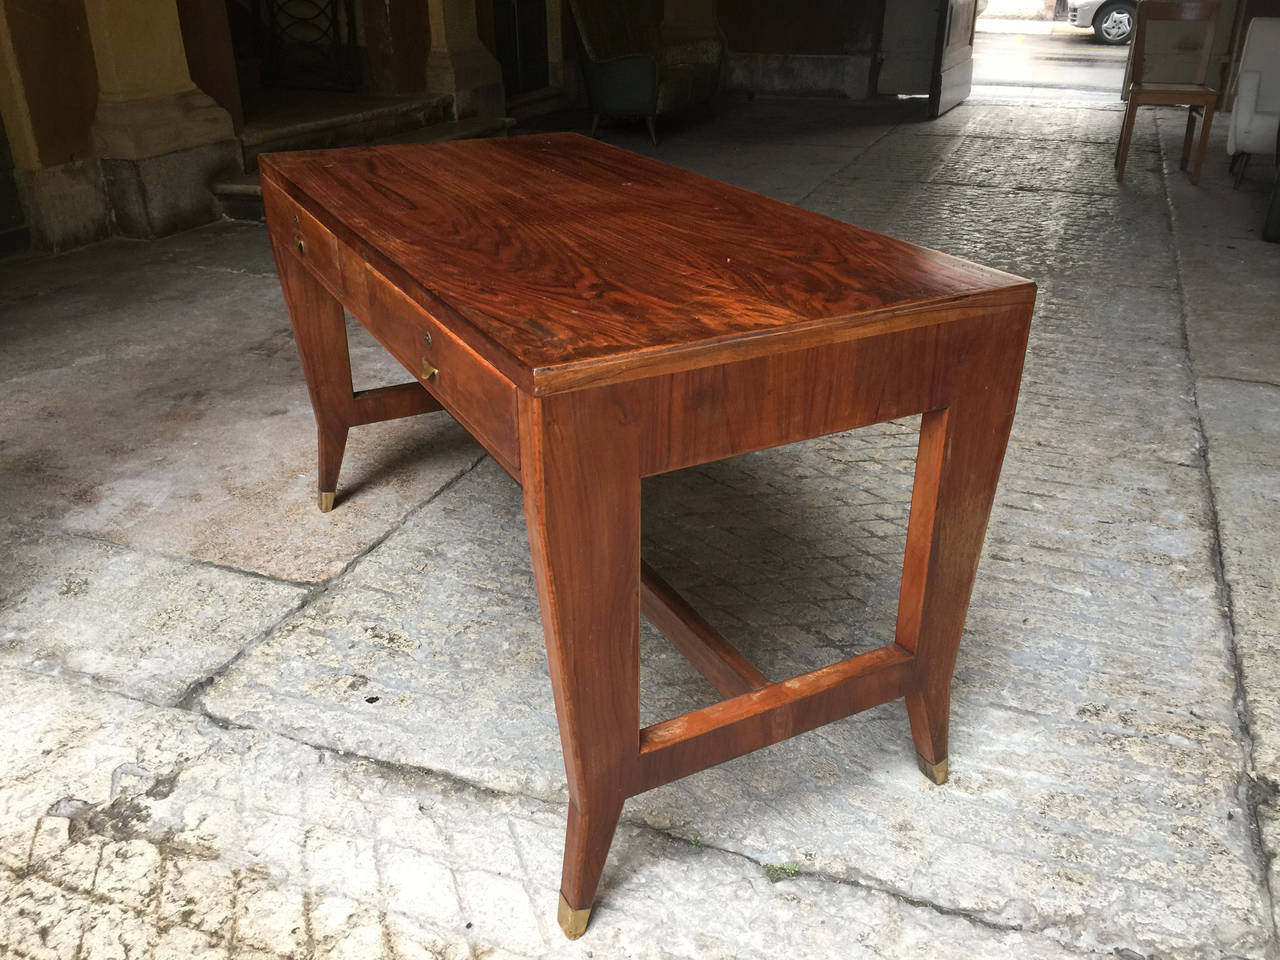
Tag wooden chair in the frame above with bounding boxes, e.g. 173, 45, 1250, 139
1115, 1, 1220, 184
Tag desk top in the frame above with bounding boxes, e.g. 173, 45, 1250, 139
261, 134, 1033, 393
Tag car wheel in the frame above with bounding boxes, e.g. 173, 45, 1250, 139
1093, 1, 1136, 44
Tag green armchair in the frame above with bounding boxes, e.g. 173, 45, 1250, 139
568, 0, 721, 143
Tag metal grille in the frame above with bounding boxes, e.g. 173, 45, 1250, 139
260, 0, 361, 90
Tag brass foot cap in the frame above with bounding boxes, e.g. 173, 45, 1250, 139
557, 893, 591, 939
916, 754, 949, 785
318, 491, 336, 513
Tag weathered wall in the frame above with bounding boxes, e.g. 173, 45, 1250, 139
361, 0, 431, 96
718, 0, 880, 55
718, 0, 882, 98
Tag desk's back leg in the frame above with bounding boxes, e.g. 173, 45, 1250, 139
895, 306, 1033, 784
520, 388, 641, 939
270, 236, 355, 512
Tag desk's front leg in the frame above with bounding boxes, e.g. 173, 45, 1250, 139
896, 306, 1032, 784
270, 235, 354, 513
519, 388, 641, 940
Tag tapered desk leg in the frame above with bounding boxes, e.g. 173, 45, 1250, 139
895, 309, 1032, 784
270, 238, 356, 511
519, 388, 640, 940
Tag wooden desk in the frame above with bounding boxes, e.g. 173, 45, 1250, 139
261, 134, 1035, 939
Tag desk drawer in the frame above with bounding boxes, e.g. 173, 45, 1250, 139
351, 261, 520, 478
265, 181, 520, 475
263, 187, 344, 297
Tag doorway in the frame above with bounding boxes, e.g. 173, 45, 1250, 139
492, 0, 550, 98
0, 112, 26, 255
970, 0, 1129, 102
228, 0, 362, 96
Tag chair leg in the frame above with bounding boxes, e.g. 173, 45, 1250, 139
645, 116, 657, 146
590, 113, 600, 138
1233, 152, 1251, 189
1190, 102, 1215, 186
1180, 107, 1198, 171
1115, 99, 1139, 182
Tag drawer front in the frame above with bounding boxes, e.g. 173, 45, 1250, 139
263, 186, 344, 297
265, 182, 520, 476
356, 264, 521, 477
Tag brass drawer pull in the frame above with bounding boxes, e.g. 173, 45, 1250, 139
293, 235, 304, 255
421, 359, 438, 382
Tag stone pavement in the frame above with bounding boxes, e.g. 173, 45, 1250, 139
1, 96, 1278, 959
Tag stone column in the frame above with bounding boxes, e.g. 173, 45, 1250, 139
426, 0, 505, 119
0, 0, 109, 250
84, 0, 239, 237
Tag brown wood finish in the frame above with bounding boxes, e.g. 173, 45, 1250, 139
264, 175, 522, 481
260, 135, 1029, 395
350, 382, 442, 426
269, 231, 355, 507
638, 644, 918, 793
261, 134, 1035, 938
1116, 1, 1220, 184
519, 386, 640, 916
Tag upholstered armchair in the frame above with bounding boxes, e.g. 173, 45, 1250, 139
568, 0, 721, 143
1227, 18, 1280, 187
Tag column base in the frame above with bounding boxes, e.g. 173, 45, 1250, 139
15, 161, 111, 252
92, 88, 240, 239
100, 138, 239, 239
427, 47, 505, 120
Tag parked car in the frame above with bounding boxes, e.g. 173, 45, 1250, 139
1067, 0, 1138, 43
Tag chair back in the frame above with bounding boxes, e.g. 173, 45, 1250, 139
1131, 1, 1220, 87
1238, 17, 1280, 113
567, 0, 660, 63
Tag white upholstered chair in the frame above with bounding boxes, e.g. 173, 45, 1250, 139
1227, 17, 1280, 187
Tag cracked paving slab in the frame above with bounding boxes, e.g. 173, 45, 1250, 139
0, 520, 308, 706
0, 224, 483, 584
200, 100, 1270, 959
1, 667, 1097, 959
2, 98, 1276, 958
1158, 107, 1280, 938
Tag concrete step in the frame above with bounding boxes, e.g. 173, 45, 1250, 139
239, 94, 452, 168
216, 115, 515, 221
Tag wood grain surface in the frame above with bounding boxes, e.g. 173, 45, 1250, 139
260, 134, 1033, 394
263, 134, 1037, 935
